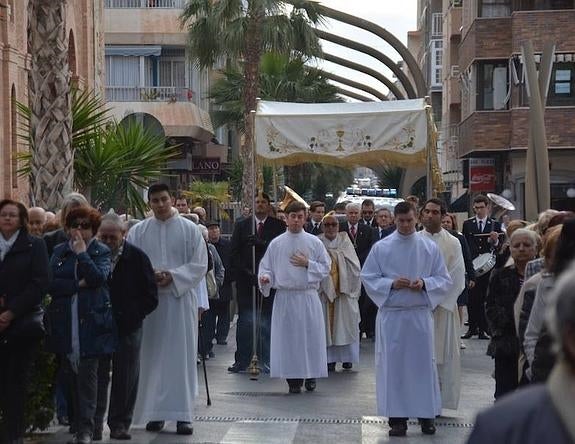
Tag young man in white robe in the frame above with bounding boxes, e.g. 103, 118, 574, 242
318, 212, 361, 371
361, 201, 452, 437
126, 183, 208, 436
420, 198, 466, 411
258, 201, 331, 393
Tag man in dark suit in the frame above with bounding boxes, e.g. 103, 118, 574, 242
359, 199, 378, 228
94, 213, 158, 441
340, 202, 375, 338
304, 201, 325, 235
373, 207, 396, 242
228, 193, 286, 373
467, 264, 575, 444
462, 194, 502, 339
205, 221, 233, 346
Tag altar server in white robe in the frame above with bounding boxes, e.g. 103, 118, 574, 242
259, 201, 331, 394
318, 212, 361, 371
126, 183, 208, 436
420, 198, 466, 410
361, 201, 452, 437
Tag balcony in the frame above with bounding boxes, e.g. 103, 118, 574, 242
458, 110, 511, 157
105, 0, 185, 8
445, 3, 462, 40
446, 76, 461, 107
105, 86, 195, 103
512, 9, 575, 53
458, 17, 512, 70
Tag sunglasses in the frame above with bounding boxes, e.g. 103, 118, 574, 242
323, 222, 338, 227
69, 221, 91, 230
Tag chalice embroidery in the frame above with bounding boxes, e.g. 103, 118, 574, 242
336, 129, 345, 151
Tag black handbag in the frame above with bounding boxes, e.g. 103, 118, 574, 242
0, 306, 46, 341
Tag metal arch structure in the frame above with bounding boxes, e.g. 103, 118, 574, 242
322, 52, 405, 100
314, 68, 388, 101
315, 30, 413, 99
312, 3, 427, 98
334, 87, 375, 102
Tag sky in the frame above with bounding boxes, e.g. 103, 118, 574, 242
313, 0, 418, 100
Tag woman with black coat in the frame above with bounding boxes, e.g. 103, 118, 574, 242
485, 228, 539, 400
0, 199, 51, 444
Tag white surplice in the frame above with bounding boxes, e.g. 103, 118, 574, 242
127, 211, 208, 423
318, 232, 361, 363
420, 228, 466, 410
259, 230, 331, 379
361, 230, 452, 418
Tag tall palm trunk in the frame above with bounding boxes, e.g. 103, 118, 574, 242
28, 0, 73, 210
241, 6, 264, 206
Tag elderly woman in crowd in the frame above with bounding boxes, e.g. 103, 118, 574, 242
523, 218, 575, 383
0, 199, 50, 444
485, 228, 540, 400
318, 212, 361, 372
46, 207, 116, 444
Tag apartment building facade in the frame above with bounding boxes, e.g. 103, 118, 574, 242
104, 0, 229, 191
443, 0, 575, 215
0, 0, 103, 201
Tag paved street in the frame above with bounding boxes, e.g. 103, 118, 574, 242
37, 320, 494, 444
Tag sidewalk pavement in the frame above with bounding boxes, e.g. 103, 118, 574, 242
35, 322, 494, 444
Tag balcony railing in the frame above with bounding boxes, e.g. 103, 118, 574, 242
105, 86, 195, 103
105, 0, 185, 8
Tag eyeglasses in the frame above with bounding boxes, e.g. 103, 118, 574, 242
69, 221, 91, 230
323, 222, 338, 227
0, 213, 19, 219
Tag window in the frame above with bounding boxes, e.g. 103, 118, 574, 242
548, 62, 575, 105
479, 0, 511, 16
477, 61, 509, 110
430, 39, 443, 88
431, 13, 443, 36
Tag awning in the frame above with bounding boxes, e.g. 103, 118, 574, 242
105, 45, 162, 57
449, 191, 469, 213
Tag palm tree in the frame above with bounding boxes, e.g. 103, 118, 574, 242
27, 0, 73, 210
181, 0, 324, 206
18, 90, 180, 216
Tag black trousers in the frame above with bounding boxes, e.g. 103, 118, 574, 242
359, 286, 376, 337
202, 298, 231, 353
235, 282, 273, 367
468, 272, 490, 334
0, 338, 39, 443
494, 355, 518, 400
64, 357, 99, 436
94, 328, 142, 432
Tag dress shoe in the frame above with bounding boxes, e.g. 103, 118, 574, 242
68, 432, 92, 444
208, 351, 215, 358
145, 421, 165, 432
342, 362, 353, 370
227, 362, 247, 373
461, 330, 477, 339
388, 424, 407, 437
110, 429, 132, 440
420, 418, 436, 435
304, 378, 316, 392
176, 422, 194, 435
92, 428, 102, 441
478, 332, 490, 340
327, 362, 336, 372
288, 385, 302, 394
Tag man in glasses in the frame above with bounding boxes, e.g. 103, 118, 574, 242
462, 194, 502, 340
360, 199, 378, 228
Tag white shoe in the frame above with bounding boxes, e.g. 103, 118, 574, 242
460, 341, 467, 349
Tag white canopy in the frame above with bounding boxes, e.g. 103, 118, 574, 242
254, 99, 429, 168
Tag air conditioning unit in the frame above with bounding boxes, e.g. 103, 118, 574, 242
450, 65, 460, 78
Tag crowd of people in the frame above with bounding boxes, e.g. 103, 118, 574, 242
0, 187, 574, 443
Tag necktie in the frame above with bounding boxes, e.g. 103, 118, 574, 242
350, 225, 356, 239
380, 229, 384, 239
257, 221, 264, 238
478, 220, 483, 233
